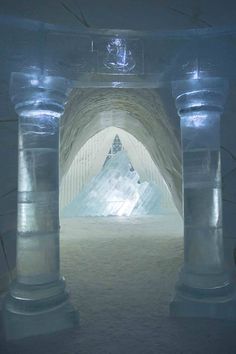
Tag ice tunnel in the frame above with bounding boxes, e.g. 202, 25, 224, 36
60, 128, 177, 217
59, 89, 182, 214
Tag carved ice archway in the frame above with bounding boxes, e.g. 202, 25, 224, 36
60, 126, 178, 213
60, 88, 182, 214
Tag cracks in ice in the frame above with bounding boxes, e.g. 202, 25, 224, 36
221, 145, 236, 181
60, 0, 91, 28
0, 232, 13, 281
221, 145, 236, 161
165, 4, 212, 28
0, 211, 16, 217
0, 187, 17, 201
221, 145, 236, 204
0, 119, 17, 123
223, 198, 236, 205
222, 166, 236, 181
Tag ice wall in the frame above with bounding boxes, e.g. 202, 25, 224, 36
62, 151, 169, 217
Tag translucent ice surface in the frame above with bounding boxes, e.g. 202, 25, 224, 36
62, 151, 169, 217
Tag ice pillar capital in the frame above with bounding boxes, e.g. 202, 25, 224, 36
170, 77, 236, 320
172, 77, 228, 117
3, 72, 77, 340
10, 72, 71, 118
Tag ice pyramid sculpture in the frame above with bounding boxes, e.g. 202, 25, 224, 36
62, 151, 165, 217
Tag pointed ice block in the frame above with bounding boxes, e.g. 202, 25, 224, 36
62, 151, 168, 217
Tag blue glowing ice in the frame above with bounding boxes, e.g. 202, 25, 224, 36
62, 150, 166, 217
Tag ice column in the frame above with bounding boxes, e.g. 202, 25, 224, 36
3, 73, 78, 340
170, 78, 236, 319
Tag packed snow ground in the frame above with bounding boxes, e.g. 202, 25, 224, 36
61, 215, 183, 318
2, 215, 236, 354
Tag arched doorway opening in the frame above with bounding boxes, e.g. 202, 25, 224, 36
60, 126, 178, 216
58, 88, 183, 319
60, 88, 182, 213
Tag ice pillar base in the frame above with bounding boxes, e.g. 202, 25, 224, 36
3, 279, 78, 340
170, 270, 236, 319
170, 295, 236, 320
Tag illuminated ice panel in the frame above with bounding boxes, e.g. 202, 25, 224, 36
62, 151, 167, 217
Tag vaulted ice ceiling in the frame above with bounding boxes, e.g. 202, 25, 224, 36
60, 88, 181, 212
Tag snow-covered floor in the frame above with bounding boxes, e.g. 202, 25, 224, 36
61, 215, 183, 319
2, 215, 236, 353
